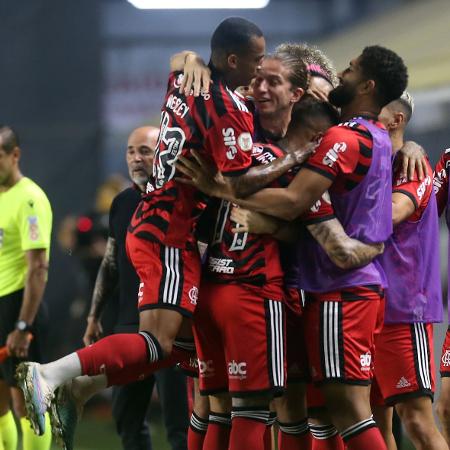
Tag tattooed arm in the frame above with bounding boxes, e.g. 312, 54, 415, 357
83, 237, 119, 346
307, 219, 384, 270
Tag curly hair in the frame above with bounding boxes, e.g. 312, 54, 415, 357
275, 42, 338, 87
359, 45, 408, 108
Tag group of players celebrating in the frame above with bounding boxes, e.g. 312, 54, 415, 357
14, 15, 450, 450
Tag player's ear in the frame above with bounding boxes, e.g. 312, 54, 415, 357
390, 111, 405, 130
227, 54, 238, 69
12, 146, 21, 162
291, 87, 304, 104
360, 79, 375, 95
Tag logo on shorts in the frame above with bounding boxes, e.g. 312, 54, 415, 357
138, 282, 144, 304
228, 360, 247, 379
198, 360, 215, 377
442, 350, 450, 367
396, 377, 411, 389
189, 286, 198, 305
360, 352, 371, 371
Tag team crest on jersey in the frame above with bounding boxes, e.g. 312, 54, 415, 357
237, 132, 253, 152
442, 350, 450, 367
27, 216, 39, 241
173, 73, 184, 89
146, 182, 155, 194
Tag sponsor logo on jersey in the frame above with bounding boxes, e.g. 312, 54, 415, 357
146, 182, 155, 193
442, 349, 450, 367
237, 132, 253, 151
138, 282, 144, 304
255, 151, 277, 165
222, 127, 238, 160
416, 175, 431, 200
322, 142, 347, 167
310, 191, 332, 213
189, 286, 199, 305
251, 145, 264, 156
360, 351, 371, 371
396, 376, 411, 389
433, 169, 446, 194
228, 360, 247, 379
27, 216, 39, 241
198, 359, 215, 377
208, 257, 234, 274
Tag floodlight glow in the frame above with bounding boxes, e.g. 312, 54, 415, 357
127, 0, 270, 9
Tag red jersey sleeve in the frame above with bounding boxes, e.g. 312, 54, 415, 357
302, 191, 336, 225
433, 149, 450, 216
303, 126, 362, 181
392, 157, 433, 221
205, 112, 254, 176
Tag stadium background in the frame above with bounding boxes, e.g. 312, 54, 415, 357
1, 0, 450, 448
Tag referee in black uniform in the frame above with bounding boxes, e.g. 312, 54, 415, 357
83, 126, 189, 450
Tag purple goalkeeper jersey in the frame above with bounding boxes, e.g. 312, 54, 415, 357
296, 117, 392, 292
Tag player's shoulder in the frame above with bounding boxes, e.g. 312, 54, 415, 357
440, 147, 450, 164
16, 177, 50, 204
209, 79, 251, 116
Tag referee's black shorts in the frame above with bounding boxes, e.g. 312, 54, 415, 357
0, 289, 48, 386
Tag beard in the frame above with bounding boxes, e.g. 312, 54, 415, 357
329, 82, 357, 108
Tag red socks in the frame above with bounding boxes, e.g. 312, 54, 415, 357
203, 413, 231, 450
188, 412, 208, 450
229, 408, 268, 450
341, 418, 387, 450
310, 424, 344, 450
278, 419, 312, 450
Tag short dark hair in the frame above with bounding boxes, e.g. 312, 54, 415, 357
359, 45, 408, 107
211, 17, 263, 58
0, 125, 19, 153
289, 95, 340, 131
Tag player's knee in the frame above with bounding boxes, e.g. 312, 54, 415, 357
397, 404, 435, 441
210, 393, 231, 414
232, 394, 271, 409
436, 399, 450, 424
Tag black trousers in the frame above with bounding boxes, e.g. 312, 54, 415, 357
111, 365, 189, 450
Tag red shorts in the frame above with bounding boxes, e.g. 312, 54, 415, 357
284, 288, 309, 383
304, 287, 384, 385
372, 323, 435, 406
193, 281, 286, 397
126, 232, 201, 317
440, 327, 450, 376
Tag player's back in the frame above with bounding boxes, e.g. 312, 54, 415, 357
128, 69, 254, 249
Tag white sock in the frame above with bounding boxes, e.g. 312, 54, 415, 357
40, 353, 82, 392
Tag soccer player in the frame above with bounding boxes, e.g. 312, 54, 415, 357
17, 17, 309, 440
433, 145, 450, 447
0, 125, 52, 450
371, 93, 447, 450
178, 46, 408, 450
79, 126, 189, 450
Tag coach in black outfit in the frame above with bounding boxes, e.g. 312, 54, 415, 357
83, 126, 189, 450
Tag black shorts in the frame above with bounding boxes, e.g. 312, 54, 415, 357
0, 289, 48, 386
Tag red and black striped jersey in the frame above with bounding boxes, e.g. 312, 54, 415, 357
204, 143, 289, 296
433, 147, 450, 216
128, 69, 255, 249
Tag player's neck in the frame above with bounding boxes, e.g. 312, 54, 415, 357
390, 133, 404, 154
0, 169, 22, 191
340, 100, 380, 122
259, 108, 291, 139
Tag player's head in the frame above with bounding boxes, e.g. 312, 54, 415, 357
379, 91, 414, 134
275, 42, 338, 99
210, 17, 265, 88
0, 125, 20, 186
252, 52, 308, 116
329, 45, 408, 111
286, 95, 340, 147
126, 126, 158, 188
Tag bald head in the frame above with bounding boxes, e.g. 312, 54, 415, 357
126, 126, 159, 190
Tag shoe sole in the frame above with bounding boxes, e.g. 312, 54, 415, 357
16, 364, 47, 436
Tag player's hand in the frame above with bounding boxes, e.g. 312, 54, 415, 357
292, 142, 316, 165
180, 54, 211, 97
83, 317, 103, 346
396, 141, 427, 181
230, 206, 280, 235
176, 150, 227, 197
6, 330, 31, 359
307, 87, 329, 102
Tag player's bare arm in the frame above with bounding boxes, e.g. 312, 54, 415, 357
170, 51, 211, 97
231, 206, 383, 268
306, 220, 384, 270
83, 237, 118, 346
6, 249, 48, 358
176, 145, 314, 200
391, 191, 416, 226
